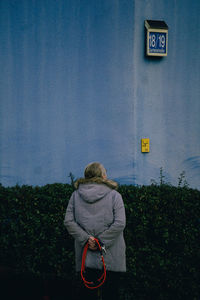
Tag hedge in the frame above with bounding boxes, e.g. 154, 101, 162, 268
0, 182, 200, 299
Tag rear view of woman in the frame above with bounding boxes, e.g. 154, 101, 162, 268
64, 162, 126, 300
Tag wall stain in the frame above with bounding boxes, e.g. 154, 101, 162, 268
183, 156, 200, 171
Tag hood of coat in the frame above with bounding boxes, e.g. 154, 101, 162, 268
75, 177, 118, 204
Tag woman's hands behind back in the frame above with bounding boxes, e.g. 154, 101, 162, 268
88, 236, 98, 251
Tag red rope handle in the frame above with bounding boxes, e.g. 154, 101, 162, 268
81, 238, 106, 289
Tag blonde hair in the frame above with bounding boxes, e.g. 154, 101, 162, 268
84, 162, 107, 179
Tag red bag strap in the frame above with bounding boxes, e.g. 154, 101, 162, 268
81, 238, 106, 289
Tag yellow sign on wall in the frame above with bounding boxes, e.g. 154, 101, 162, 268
141, 138, 150, 153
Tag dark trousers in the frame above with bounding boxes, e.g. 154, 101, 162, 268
74, 269, 121, 300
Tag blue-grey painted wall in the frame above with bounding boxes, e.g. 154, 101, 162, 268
0, 0, 200, 188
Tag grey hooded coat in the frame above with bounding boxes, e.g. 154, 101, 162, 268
64, 177, 126, 272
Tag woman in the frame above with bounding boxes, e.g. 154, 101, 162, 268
64, 162, 126, 300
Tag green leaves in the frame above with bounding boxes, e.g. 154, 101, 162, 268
0, 183, 199, 299
0, 183, 74, 280
118, 184, 200, 299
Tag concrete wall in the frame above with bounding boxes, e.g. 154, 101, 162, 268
0, 0, 200, 188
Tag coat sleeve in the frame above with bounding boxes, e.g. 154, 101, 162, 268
64, 192, 90, 247
98, 192, 126, 248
